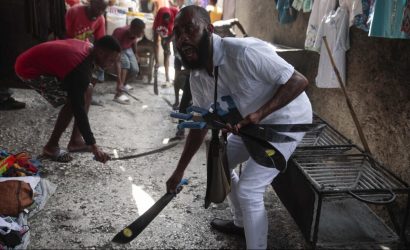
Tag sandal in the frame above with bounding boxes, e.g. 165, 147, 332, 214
39, 149, 73, 163
113, 94, 130, 105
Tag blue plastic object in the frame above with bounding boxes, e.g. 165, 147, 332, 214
178, 122, 207, 130
221, 95, 236, 110
186, 106, 209, 116
170, 112, 193, 120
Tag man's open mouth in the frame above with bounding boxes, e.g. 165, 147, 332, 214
181, 46, 195, 58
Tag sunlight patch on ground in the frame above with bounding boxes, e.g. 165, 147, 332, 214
131, 184, 155, 215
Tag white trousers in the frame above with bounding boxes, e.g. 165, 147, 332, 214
226, 134, 279, 249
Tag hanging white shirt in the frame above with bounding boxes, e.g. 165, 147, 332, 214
190, 34, 313, 161
339, 0, 363, 27
305, 0, 337, 51
314, 6, 350, 88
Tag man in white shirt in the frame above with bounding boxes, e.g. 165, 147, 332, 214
166, 5, 312, 249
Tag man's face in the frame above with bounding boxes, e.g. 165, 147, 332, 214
173, 11, 211, 69
163, 16, 171, 26
89, 0, 108, 20
95, 49, 120, 69
129, 26, 145, 39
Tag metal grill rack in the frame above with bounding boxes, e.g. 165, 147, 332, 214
297, 113, 353, 150
272, 113, 410, 248
293, 154, 408, 196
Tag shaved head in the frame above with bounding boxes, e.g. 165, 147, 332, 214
87, 0, 109, 20
176, 5, 211, 26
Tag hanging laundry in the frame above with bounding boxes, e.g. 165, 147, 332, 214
292, 0, 313, 12
313, 7, 350, 88
339, 0, 363, 27
305, 0, 337, 51
276, 0, 298, 24
354, 0, 375, 32
401, 0, 410, 35
369, 0, 409, 39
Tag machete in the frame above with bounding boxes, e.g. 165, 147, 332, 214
110, 142, 179, 161
112, 179, 188, 244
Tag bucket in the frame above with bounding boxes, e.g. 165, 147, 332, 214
106, 12, 127, 35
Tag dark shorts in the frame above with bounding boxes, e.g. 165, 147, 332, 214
18, 56, 93, 108
23, 76, 68, 108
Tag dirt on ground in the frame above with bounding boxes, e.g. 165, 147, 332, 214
0, 71, 306, 249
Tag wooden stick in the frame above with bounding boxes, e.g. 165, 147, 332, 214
322, 36, 372, 155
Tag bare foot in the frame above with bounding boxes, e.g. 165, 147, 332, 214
67, 141, 92, 152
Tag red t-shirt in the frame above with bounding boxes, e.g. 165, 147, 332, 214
15, 39, 92, 80
153, 7, 179, 38
112, 26, 137, 50
65, 0, 80, 7
65, 5, 105, 42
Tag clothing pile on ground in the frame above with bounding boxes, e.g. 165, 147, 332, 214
0, 150, 56, 249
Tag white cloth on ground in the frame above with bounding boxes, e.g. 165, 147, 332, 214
0, 176, 40, 190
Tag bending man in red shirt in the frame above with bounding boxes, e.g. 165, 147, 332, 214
15, 36, 121, 163
112, 18, 146, 104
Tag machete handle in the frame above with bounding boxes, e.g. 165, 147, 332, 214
178, 122, 207, 130
211, 103, 229, 117
175, 178, 189, 193
170, 112, 193, 120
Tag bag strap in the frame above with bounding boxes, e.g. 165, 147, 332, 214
213, 66, 219, 108
212, 66, 220, 141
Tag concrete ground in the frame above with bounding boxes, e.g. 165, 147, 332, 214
0, 69, 307, 249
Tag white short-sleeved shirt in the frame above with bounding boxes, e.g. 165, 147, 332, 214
190, 34, 313, 161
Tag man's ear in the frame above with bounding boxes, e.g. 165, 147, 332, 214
207, 24, 214, 34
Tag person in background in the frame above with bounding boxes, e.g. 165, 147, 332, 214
153, 6, 178, 83
14, 36, 121, 163
65, 0, 107, 42
166, 6, 312, 249
206, 0, 222, 23
65, 0, 109, 152
152, 0, 170, 15
112, 18, 146, 104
